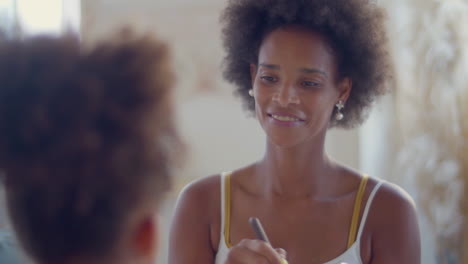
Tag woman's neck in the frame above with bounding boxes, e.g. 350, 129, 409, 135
256, 136, 339, 199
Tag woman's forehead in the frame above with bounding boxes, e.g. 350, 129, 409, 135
257, 26, 337, 75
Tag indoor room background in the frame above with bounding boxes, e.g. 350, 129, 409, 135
0, 0, 466, 263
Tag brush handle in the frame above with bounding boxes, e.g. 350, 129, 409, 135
249, 217, 271, 244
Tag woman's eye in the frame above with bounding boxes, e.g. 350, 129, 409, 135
260, 76, 277, 82
302, 80, 319, 87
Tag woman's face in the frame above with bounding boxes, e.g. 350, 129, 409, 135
250, 26, 351, 148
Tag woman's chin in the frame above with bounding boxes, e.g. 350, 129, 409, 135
266, 136, 305, 149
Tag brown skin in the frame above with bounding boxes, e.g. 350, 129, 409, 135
169, 26, 420, 264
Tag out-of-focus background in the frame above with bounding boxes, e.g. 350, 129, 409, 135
0, 0, 466, 263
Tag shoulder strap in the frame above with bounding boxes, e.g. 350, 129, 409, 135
220, 172, 232, 247
219, 173, 226, 234
347, 175, 369, 248
355, 180, 384, 241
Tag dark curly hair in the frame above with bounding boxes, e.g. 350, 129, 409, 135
221, 0, 391, 128
0, 31, 178, 263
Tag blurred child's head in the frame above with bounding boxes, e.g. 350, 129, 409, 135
0, 31, 178, 264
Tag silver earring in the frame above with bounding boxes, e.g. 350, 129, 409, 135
335, 100, 344, 121
248, 89, 254, 97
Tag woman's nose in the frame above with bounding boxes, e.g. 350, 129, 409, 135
272, 84, 300, 106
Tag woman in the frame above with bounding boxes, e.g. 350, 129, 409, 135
0, 31, 179, 264
169, 0, 421, 263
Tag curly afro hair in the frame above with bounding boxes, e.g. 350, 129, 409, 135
0, 31, 178, 263
221, 0, 391, 128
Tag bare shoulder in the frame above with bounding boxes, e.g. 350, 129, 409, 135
169, 174, 224, 264
364, 178, 418, 229
175, 174, 222, 219
370, 179, 416, 214
365, 178, 421, 264
178, 174, 221, 200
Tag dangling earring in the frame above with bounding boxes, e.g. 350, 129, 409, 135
335, 100, 344, 121
248, 89, 254, 97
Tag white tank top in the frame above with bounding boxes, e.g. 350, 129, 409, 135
214, 172, 384, 264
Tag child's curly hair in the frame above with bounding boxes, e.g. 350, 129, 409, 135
221, 0, 391, 128
0, 31, 178, 262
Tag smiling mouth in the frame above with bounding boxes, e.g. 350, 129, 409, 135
268, 113, 303, 122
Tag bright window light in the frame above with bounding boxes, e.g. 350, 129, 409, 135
16, 0, 63, 34
15, 0, 81, 35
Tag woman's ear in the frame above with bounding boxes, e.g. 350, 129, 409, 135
133, 214, 159, 262
250, 63, 258, 87
338, 77, 352, 102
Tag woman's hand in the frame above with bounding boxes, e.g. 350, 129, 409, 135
225, 239, 287, 264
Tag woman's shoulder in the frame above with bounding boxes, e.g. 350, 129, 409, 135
171, 174, 225, 241
366, 177, 416, 210
177, 173, 223, 207
177, 168, 249, 201
365, 176, 419, 235
360, 177, 420, 262
170, 174, 230, 261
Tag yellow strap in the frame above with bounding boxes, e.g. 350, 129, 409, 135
224, 173, 232, 247
347, 175, 369, 248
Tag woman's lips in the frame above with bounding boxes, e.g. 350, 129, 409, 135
267, 112, 305, 126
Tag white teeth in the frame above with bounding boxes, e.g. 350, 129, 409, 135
271, 114, 300, 122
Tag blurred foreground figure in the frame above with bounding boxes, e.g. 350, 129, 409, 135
0, 30, 180, 264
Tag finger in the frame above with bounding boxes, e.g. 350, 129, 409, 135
239, 239, 283, 264
275, 248, 287, 259
226, 243, 270, 264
